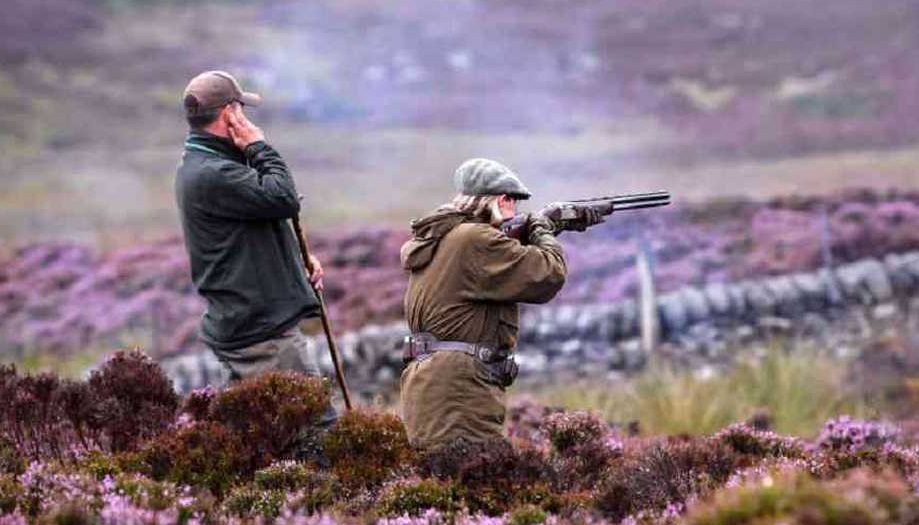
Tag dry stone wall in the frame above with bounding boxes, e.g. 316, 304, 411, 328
161, 251, 919, 395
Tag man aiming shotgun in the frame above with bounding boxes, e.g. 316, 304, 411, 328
174, 70, 343, 420
400, 157, 669, 449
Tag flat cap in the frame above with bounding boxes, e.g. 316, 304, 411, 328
453, 158, 532, 200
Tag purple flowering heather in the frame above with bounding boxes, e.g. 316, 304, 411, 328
98, 494, 200, 525
181, 385, 217, 422
376, 511, 534, 525
18, 461, 103, 513
506, 396, 562, 447
0, 513, 27, 525
814, 416, 899, 454
3, 192, 919, 360
542, 411, 607, 453
377, 508, 453, 525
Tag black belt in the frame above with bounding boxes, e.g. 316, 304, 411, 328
403, 332, 509, 364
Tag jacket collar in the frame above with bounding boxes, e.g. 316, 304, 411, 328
185, 131, 245, 162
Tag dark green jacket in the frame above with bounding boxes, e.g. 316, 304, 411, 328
175, 131, 320, 351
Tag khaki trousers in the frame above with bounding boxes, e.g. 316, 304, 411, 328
212, 328, 322, 381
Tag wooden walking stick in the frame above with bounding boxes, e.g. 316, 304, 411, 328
291, 216, 354, 411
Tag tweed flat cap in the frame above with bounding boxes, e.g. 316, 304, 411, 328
453, 158, 532, 200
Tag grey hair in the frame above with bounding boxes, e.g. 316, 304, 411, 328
450, 193, 504, 227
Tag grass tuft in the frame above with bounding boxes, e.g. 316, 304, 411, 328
537, 345, 872, 437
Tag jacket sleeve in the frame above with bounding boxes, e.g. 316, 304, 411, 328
203, 141, 301, 221
466, 224, 567, 304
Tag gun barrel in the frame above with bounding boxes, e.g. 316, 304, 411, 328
568, 191, 670, 212
611, 191, 670, 211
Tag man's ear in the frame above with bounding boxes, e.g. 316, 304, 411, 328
220, 105, 233, 126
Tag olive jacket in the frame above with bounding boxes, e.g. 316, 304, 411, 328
399, 208, 567, 448
400, 209, 567, 349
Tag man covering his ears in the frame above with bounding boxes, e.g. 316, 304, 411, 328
174, 71, 332, 404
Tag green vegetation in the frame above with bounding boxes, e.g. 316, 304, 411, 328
685, 469, 919, 525
538, 346, 872, 437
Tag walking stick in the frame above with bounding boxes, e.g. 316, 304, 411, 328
291, 216, 354, 411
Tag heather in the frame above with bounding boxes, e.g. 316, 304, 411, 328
4, 191, 919, 367
0, 350, 177, 463
3, 355, 919, 523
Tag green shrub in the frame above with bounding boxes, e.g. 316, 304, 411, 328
78, 451, 122, 481
324, 410, 412, 490
139, 421, 249, 496
251, 459, 340, 513
223, 484, 285, 519
0, 474, 22, 514
286, 479, 339, 516
508, 504, 548, 525
376, 478, 457, 517
685, 469, 919, 525
0, 435, 24, 475
254, 460, 320, 491
112, 474, 181, 511
211, 372, 330, 469
207, 460, 340, 518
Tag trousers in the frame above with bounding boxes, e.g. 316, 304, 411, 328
211, 326, 337, 427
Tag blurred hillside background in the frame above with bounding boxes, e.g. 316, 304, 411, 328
3, 0, 919, 435
3, 0, 919, 245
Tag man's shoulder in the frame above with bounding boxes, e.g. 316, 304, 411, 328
178, 152, 245, 184
447, 222, 507, 247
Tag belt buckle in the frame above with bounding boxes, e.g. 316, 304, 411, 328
407, 334, 434, 357
402, 335, 414, 364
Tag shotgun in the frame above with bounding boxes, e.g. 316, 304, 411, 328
502, 190, 671, 243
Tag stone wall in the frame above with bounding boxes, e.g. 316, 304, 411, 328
161, 251, 919, 396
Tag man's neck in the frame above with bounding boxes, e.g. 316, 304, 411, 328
203, 121, 231, 140
187, 130, 244, 160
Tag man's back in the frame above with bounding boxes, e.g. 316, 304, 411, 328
176, 131, 320, 350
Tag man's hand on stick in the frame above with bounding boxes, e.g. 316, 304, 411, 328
308, 254, 324, 291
